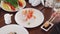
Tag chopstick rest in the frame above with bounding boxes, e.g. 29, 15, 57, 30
4, 13, 13, 24
41, 21, 54, 31
41, 14, 57, 31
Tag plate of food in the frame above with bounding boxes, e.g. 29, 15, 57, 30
0, 24, 29, 34
15, 8, 44, 28
0, 0, 26, 12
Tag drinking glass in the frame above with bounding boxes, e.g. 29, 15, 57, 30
53, 0, 60, 12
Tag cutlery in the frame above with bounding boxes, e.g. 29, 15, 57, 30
41, 13, 58, 31
4, 14, 13, 24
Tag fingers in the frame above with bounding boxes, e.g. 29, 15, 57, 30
51, 12, 57, 17
51, 12, 60, 17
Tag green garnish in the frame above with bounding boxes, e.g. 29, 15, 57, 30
28, 22, 30, 25
4, 0, 18, 8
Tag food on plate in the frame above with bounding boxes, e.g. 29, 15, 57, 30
22, 9, 36, 21
2, 2, 11, 11
9, 32, 16, 34
18, 0, 24, 7
28, 22, 30, 25
1, 0, 26, 11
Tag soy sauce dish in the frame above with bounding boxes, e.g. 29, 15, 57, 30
0, 0, 26, 12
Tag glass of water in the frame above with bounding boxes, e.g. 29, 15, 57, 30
53, 0, 60, 12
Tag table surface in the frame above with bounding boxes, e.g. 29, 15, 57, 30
0, 0, 54, 34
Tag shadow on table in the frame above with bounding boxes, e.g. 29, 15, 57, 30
50, 22, 60, 34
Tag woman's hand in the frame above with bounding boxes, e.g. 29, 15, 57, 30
51, 11, 60, 23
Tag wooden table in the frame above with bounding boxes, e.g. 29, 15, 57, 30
0, 0, 54, 34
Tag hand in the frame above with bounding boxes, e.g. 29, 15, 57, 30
51, 11, 60, 23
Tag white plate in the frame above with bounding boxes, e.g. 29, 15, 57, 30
15, 8, 44, 28
0, 24, 29, 34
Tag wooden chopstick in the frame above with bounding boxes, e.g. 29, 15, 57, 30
48, 16, 54, 22
50, 15, 57, 23
48, 12, 58, 23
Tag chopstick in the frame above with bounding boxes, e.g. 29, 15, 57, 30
48, 12, 58, 23
50, 15, 57, 23
48, 16, 54, 22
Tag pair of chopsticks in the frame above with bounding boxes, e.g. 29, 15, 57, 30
48, 12, 58, 23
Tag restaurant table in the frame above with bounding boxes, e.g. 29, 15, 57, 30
0, 0, 55, 34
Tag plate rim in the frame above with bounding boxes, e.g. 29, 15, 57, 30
15, 8, 44, 28
0, 24, 29, 34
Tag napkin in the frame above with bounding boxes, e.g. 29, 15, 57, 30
29, 0, 54, 7
45, 0, 54, 8
4, 14, 13, 24
29, 0, 60, 8
29, 0, 44, 6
